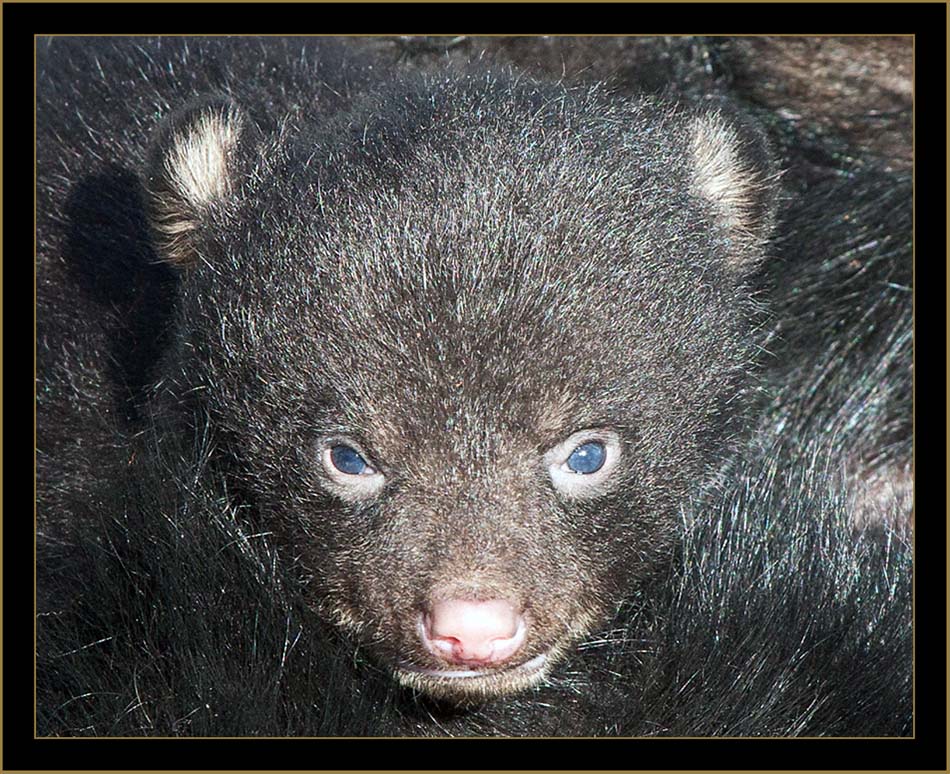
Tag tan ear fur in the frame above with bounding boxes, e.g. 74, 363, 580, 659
149, 104, 244, 265
688, 110, 776, 263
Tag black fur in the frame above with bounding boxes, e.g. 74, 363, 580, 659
35, 36, 912, 737
36, 386, 912, 736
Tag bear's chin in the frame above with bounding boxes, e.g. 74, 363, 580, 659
393, 651, 552, 702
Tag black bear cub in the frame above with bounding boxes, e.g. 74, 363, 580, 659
39, 38, 777, 703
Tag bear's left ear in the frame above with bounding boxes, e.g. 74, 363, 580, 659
146, 96, 252, 266
688, 103, 780, 273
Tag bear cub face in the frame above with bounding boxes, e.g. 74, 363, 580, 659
147, 74, 776, 701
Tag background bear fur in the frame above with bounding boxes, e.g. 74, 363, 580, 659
35, 36, 912, 738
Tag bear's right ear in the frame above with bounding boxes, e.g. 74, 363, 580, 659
146, 96, 250, 266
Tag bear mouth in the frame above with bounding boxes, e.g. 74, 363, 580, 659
393, 651, 551, 700
388, 605, 601, 700
398, 651, 549, 680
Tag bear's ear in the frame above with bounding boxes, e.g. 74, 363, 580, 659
146, 96, 250, 266
688, 105, 779, 272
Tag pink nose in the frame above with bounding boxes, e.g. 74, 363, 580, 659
421, 599, 526, 665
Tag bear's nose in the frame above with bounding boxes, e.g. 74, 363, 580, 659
421, 598, 526, 665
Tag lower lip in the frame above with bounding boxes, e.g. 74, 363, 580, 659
400, 651, 549, 680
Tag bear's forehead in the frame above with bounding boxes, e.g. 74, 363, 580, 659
266, 173, 698, 318
328, 363, 598, 467
227, 194, 719, 407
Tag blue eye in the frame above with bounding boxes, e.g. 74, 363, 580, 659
566, 441, 606, 474
329, 444, 371, 476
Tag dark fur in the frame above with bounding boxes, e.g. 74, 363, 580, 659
36, 389, 912, 736
36, 36, 912, 736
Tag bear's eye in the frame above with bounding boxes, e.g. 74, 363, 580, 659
545, 430, 621, 499
565, 441, 606, 474
320, 440, 385, 502
329, 444, 374, 476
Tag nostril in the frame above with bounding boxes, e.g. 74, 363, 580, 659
421, 598, 526, 665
